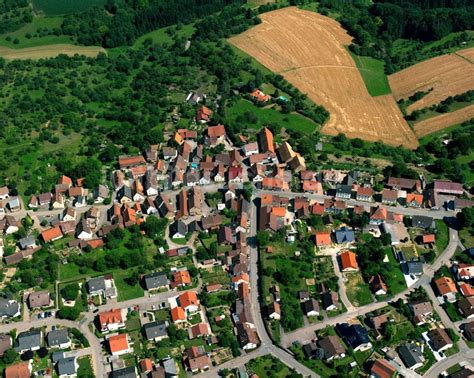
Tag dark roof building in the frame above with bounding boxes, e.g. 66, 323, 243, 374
143, 321, 168, 341
15, 330, 42, 352
335, 323, 371, 351
398, 343, 424, 369
143, 272, 169, 290
317, 336, 345, 360
47, 329, 70, 348
56, 357, 77, 377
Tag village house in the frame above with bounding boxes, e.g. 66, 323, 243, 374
28, 291, 51, 309
318, 336, 346, 361
410, 301, 433, 325
335, 323, 372, 352
302, 299, 320, 317
356, 186, 374, 202
249, 88, 271, 103
205, 125, 226, 147
268, 302, 281, 320
434, 276, 458, 303
398, 343, 424, 370
143, 321, 168, 342
339, 251, 359, 272
98, 309, 125, 333
108, 333, 131, 356
369, 275, 388, 296
427, 328, 453, 352
143, 272, 169, 291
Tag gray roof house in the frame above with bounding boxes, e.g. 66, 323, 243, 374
143, 272, 169, 291
57, 357, 78, 377
0, 299, 20, 318
110, 366, 137, 378
52, 351, 65, 363
18, 235, 37, 250
170, 220, 187, 239
335, 184, 352, 199
143, 321, 168, 341
15, 329, 42, 353
406, 260, 424, 275
334, 227, 355, 244
163, 358, 178, 377
398, 343, 424, 370
47, 329, 70, 349
412, 215, 435, 230
87, 276, 106, 295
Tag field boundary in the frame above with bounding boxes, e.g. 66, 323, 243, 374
0, 44, 106, 60
413, 104, 474, 137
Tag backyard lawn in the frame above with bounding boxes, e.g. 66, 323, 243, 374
247, 354, 302, 378
383, 247, 407, 295
435, 220, 449, 252
77, 356, 94, 378
226, 99, 319, 134
114, 271, 145, 302
345, 273, 373, 306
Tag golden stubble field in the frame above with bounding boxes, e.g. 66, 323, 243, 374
413, 104, 474, 138
0, 44, 106, 60
389, 48, 474, 114
229, 7, 419, 149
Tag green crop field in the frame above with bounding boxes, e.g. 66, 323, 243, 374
32, 0, 106, 16
350, 51, 392, 97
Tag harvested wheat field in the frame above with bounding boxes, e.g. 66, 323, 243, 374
229, 7, 418, 149
389, 48, 474, 114
414, 104, 474, 137
0, 44, 106, 60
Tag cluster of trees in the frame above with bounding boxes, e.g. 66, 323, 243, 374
318, 0, 473, 72
0, 0, 32, 34
356, 236, 395, 283
3, 249, 58, 296
423, 118, 473, 183
60, 0, 245, 47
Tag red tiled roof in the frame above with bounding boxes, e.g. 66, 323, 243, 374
315, 231, 331, 247
207, 125, 226, 138
118, 155, 145, 169
179, 291, 199, 309
41, 226, 63, 242
108, 333, 129, 354
99, 309, 123, 325
171, 306, 186, 322
422, 234, 435, 244
434, 277, 458, 295
340, 251, 358, 270
5, 362, 30, 378
371, 359, 396, 378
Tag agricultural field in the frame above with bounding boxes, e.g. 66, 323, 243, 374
349, 51, 391, 97
0, 44, 105, 60
229, 7, 418, 149
389, 48, 474, 114
413, 104, 474, 137
32, 0, 107, 16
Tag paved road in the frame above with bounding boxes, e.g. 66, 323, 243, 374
329, 252, 355, 313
